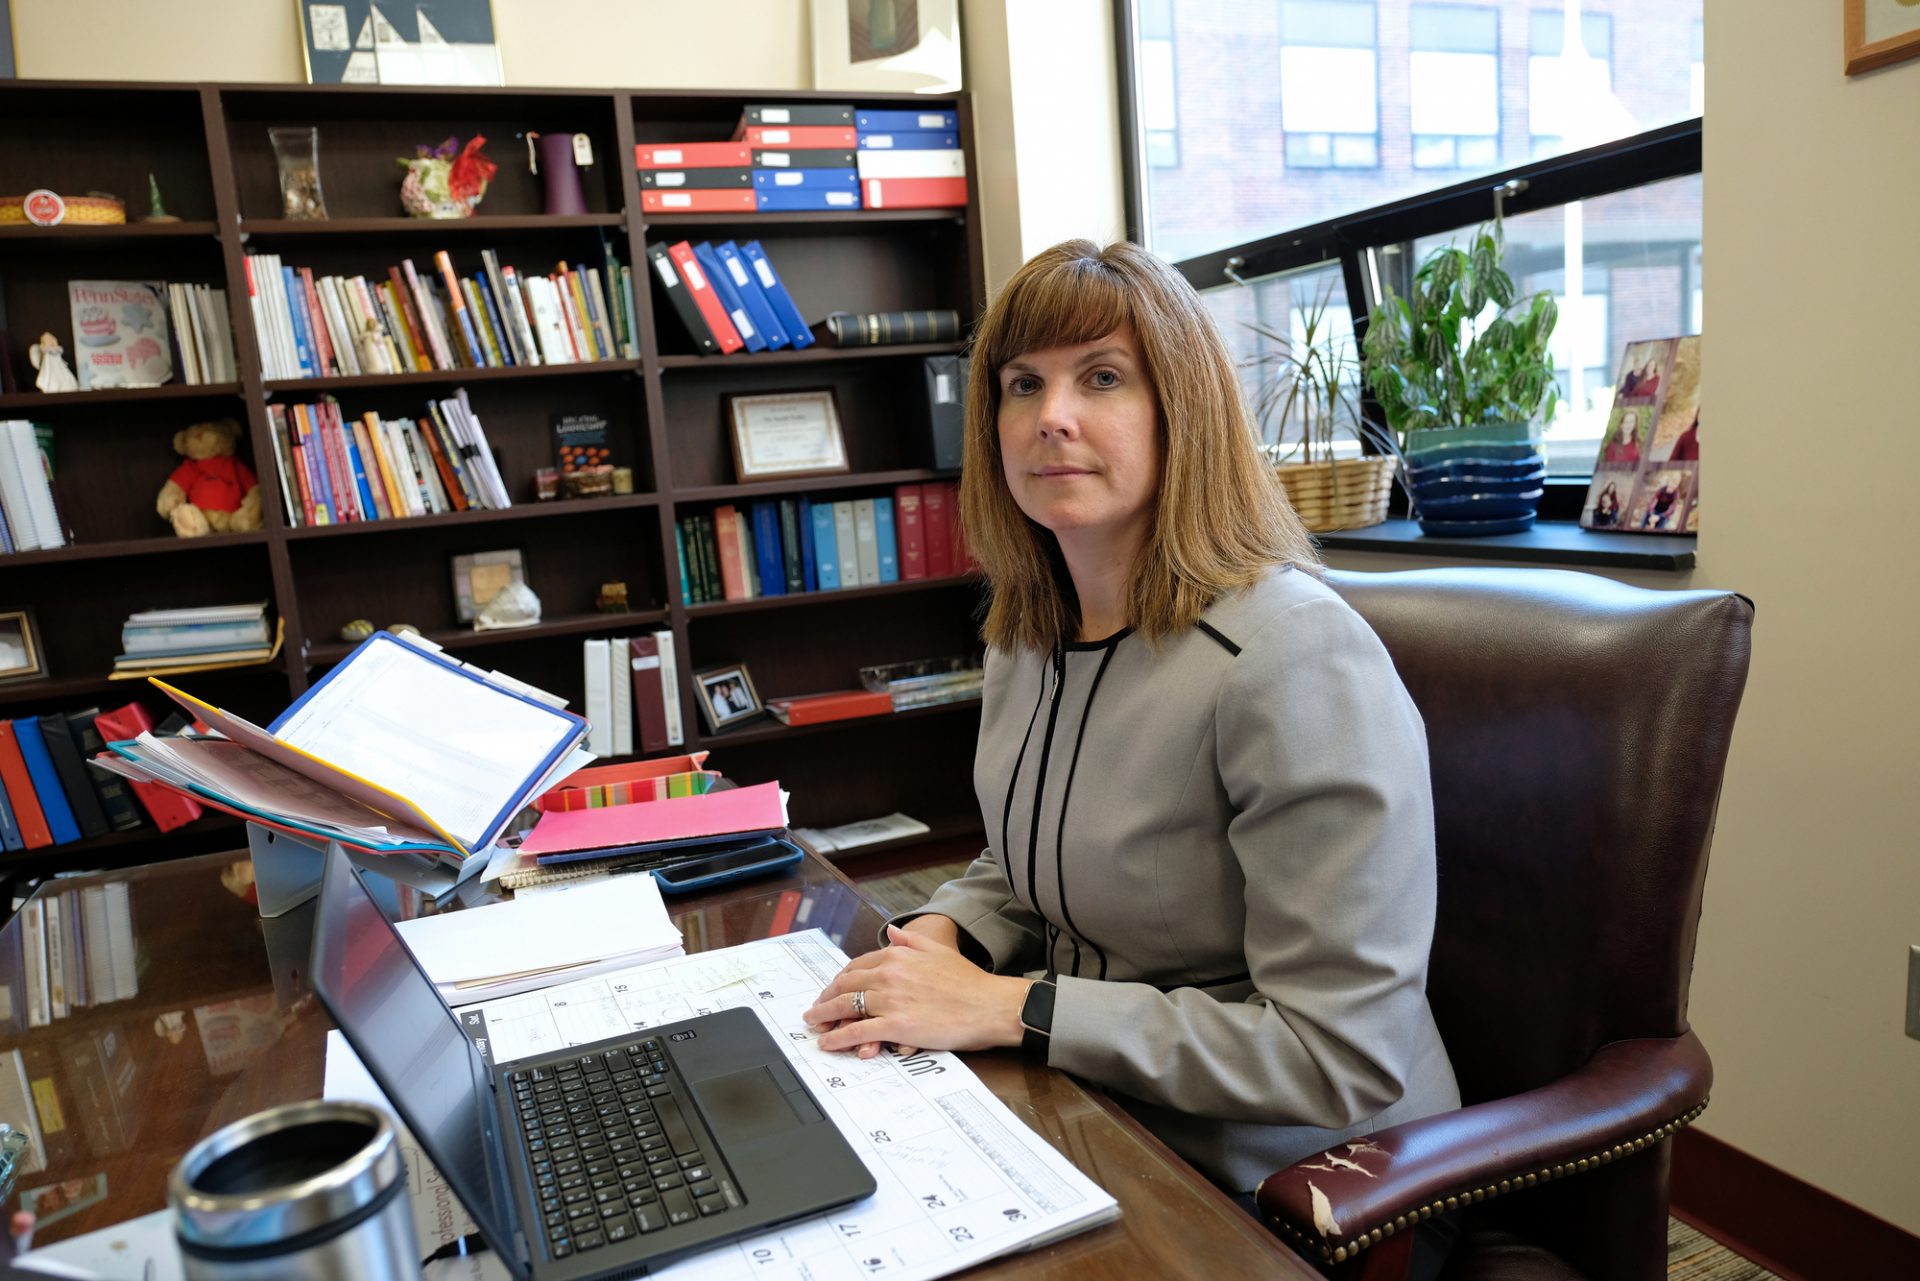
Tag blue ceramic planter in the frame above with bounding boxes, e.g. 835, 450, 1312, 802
1404, 424, 1545, 537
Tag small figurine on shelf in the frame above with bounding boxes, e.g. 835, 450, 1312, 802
141, 173, 180, 224
595, 582, 630, 613
399, 135, 497, 219
27, 333, 79, 393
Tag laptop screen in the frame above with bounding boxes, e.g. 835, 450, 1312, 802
309, 843, 519, 1265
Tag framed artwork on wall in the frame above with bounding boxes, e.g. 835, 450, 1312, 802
810, 0, 963, 93
298, 0, 504, 85
1845, 0, 1920, 75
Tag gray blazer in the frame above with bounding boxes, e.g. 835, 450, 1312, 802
898, 565, 1460, 1193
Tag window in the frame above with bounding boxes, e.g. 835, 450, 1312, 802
1202, 261, 1365, 461
1410, 6, 1499, 170
1280, 1, 1380, 170
1690, 19, 1705, 117
1140, 0, 1179, 168
1527, 10, 1614, 158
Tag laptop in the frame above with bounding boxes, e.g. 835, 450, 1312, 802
309, 842, 876, 1278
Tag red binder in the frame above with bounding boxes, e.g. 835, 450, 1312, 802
894, 483, 927, 580
922, 482, 953, 577
634, 141, 751, 169
666, 242, 745, 354
627, 636, 671, 755
861, 176, 969, 210
766, 690, 893, 726
641, 189, 758, 214
89, 704, 205, 834
742, 125, 856, 148
0, 721, 52, 848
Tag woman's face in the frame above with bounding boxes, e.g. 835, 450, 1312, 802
996, 324, 1161, 558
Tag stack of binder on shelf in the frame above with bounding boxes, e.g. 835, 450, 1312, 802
635, 139, 756, 214
738, 103, 862, 211
94, 630, 590, 892
646, 238, 812, 357
581, 630, 690, 758
855, 107, 968, 209
112, 601, 282, 678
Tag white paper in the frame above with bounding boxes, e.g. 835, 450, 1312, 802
467, 931, 1118, 1281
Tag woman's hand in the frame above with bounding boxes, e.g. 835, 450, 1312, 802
806, 925, 1031, 1057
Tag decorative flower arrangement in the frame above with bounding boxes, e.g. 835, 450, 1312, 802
398, 135, 498, 219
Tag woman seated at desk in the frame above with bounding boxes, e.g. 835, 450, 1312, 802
805, 240, 1460, 1272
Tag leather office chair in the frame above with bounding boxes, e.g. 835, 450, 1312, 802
1258, 567, 1753, 1281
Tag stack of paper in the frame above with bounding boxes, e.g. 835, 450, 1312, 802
396, 874, 682, 1004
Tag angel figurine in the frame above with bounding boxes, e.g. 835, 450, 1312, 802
28, 332, 79, 393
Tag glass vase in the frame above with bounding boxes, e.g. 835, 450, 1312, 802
269, 126, 329, 220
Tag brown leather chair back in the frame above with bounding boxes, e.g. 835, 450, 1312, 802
1326, 568, 1752, 1107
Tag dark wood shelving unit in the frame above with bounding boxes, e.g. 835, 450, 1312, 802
1, 77, 987, 870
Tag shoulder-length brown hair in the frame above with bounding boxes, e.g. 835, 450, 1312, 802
963, 239, 1318, 653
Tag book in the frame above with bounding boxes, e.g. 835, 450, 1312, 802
873, 495, 899, 583
714, 241, 790, 349
752, 168, 862, 192
640, 167, 754, 189
815, 309, 961, 347
552, 412, 611, 486
608, 634, 634, 758
523, 779, 788, 862
655, 628, 685, 748
855, 108, 959, 132
750, 148, 858, 169
36, 714, 109, 840
862, 176, 969, 209
692, 242, 765, 353
64, 710, 143, 832
853, 497, 880, 586
713, 505, 749, 601
895, 484, 927, 579
666, 242, 745, 354
812, 500, 841, 590
778, 497, 806, 593
764, 690, 893, 726
742, 103, 855, 128
855, 149, 967, 179
796, 495, 818, 591
738, 241, 815, 351
922, 353, 967, 469
0, 777, 20, 850
642, 189, 758, 213
755, 188, 860, 212
583, 638, 613, 757
68, 280, 173, 389
743, 125, 856, 148
856, 131, 961, 150
627, 635, 671, 755
0, 720, 53, 848
750, 500, 786, 598
646, 242, 719, 356
14, 718, 80, 844
634, 141, 752, 169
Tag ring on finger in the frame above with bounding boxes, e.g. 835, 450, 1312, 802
850, 989, 869, 1019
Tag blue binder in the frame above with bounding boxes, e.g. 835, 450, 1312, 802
856, 109, 958, 132
14, 718, 79, 845
750, 501, 786, 597
855, 131, 961, 151
873, 496, 900, 584
714, 242, 789, 350
752, 168, 861, 192
691, 242, 766, 353
797, 496, 818, 591
341, 420, 379, 520
755, 188, 862, 211
740, 242, 815, 350
0, 776, 22, 851
811, 501, 841, 590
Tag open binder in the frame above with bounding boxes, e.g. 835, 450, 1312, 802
97, 631, 590, 865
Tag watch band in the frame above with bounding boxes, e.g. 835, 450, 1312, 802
1019, 979, 1056, 1057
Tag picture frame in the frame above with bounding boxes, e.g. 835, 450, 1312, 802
0, 608, 44, 683
1846, 0, 1920, 75
450, 548, 525, 623
810, 0, 964, 93
693, 663, 765, 733
297, 0, 505, 86
725, 388, 851, 482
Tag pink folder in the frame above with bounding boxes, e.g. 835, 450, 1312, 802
521, 781, 785, 858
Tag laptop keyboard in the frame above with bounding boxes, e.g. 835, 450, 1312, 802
511, 1037, 739, 1260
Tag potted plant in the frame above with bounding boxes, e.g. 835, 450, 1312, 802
1244, 282, 1399, 532
1361, 224, 1558, 535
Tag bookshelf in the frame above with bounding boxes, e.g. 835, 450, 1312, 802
0, 79, 989, 873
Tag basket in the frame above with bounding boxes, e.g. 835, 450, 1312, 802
1274, 455, 1396, 532
0, 192, 127, 225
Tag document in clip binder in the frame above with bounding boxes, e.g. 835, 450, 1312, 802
97, 631, 588, 864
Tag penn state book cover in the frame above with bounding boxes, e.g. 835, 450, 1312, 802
67, 281, 174, 390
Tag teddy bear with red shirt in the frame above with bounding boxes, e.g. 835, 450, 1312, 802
156, 418, 263, 537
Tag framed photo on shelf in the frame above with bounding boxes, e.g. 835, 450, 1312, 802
726, 389, 851, 482
450, 548, 526, 623
693, 663, 765, 733
1846, 0, 1920, 75
0, 609, 44, 683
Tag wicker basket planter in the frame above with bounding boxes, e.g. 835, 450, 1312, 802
1274, 455, 1396, 532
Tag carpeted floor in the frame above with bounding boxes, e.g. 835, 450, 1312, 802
851, 860, 1781, 1280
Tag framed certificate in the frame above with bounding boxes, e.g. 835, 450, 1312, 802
726, 389, 851, 482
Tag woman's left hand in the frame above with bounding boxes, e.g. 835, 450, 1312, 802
806, 925, 1032, 1056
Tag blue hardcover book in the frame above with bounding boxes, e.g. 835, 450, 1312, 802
713, 242, 789, 350
340, 419, 379, 520
873, 496, 900, 584
856, 131, 961, 151
299, 407, 337, 525
13, 718, 79, 845
752, 168, 861, 192
0, 776, 21, 851
750, 501, 786, 597
755, 188, 862, 212
474, 271, 517, 366
675, 522, 692, 606
797, 495, 817, 591
856, 109, 959, 132
281, 266, 315, 377
446, 287, 488, 370
691, 242, 766, 353
811, 501, 840, 590
740, 242, 815, 351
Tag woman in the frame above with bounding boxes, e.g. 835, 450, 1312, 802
804, 241, 1459, 1264
1603, 409, 1642, 464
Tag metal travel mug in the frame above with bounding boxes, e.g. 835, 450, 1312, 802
169, 1099, 422, 1281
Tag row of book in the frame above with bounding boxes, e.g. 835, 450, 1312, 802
112, 602, 275, 676
633, 103, 967, 212
581, 631, 686, 758
18, 881, 137, 1027
164, 281, 241, 385
0, 704, 201, 849
676, 481, 973, 606
265, 390, 509, 527
0, 420, 65, 554
244, 240, 638, 381
56, 279, 235, 392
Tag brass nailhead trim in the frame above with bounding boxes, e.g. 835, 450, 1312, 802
1265, 1100, 1710, 1265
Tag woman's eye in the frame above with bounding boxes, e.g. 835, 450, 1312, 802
1090, 369, 1119, 388
1008, 375, 1038, 395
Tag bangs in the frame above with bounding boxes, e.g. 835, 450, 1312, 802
981, 252, 1135, 372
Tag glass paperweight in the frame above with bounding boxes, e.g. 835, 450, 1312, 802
269, 126, 328, 220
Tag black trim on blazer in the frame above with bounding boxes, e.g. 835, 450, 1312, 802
1196, 621, 1240, 656
1052, 639, 1122, 980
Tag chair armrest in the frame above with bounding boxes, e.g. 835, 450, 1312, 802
1254, 1030, 1712, 1268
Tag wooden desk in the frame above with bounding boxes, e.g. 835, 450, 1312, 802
2, 850, 1312, 1279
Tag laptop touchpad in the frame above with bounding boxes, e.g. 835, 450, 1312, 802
696, 1067, 805, 1145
